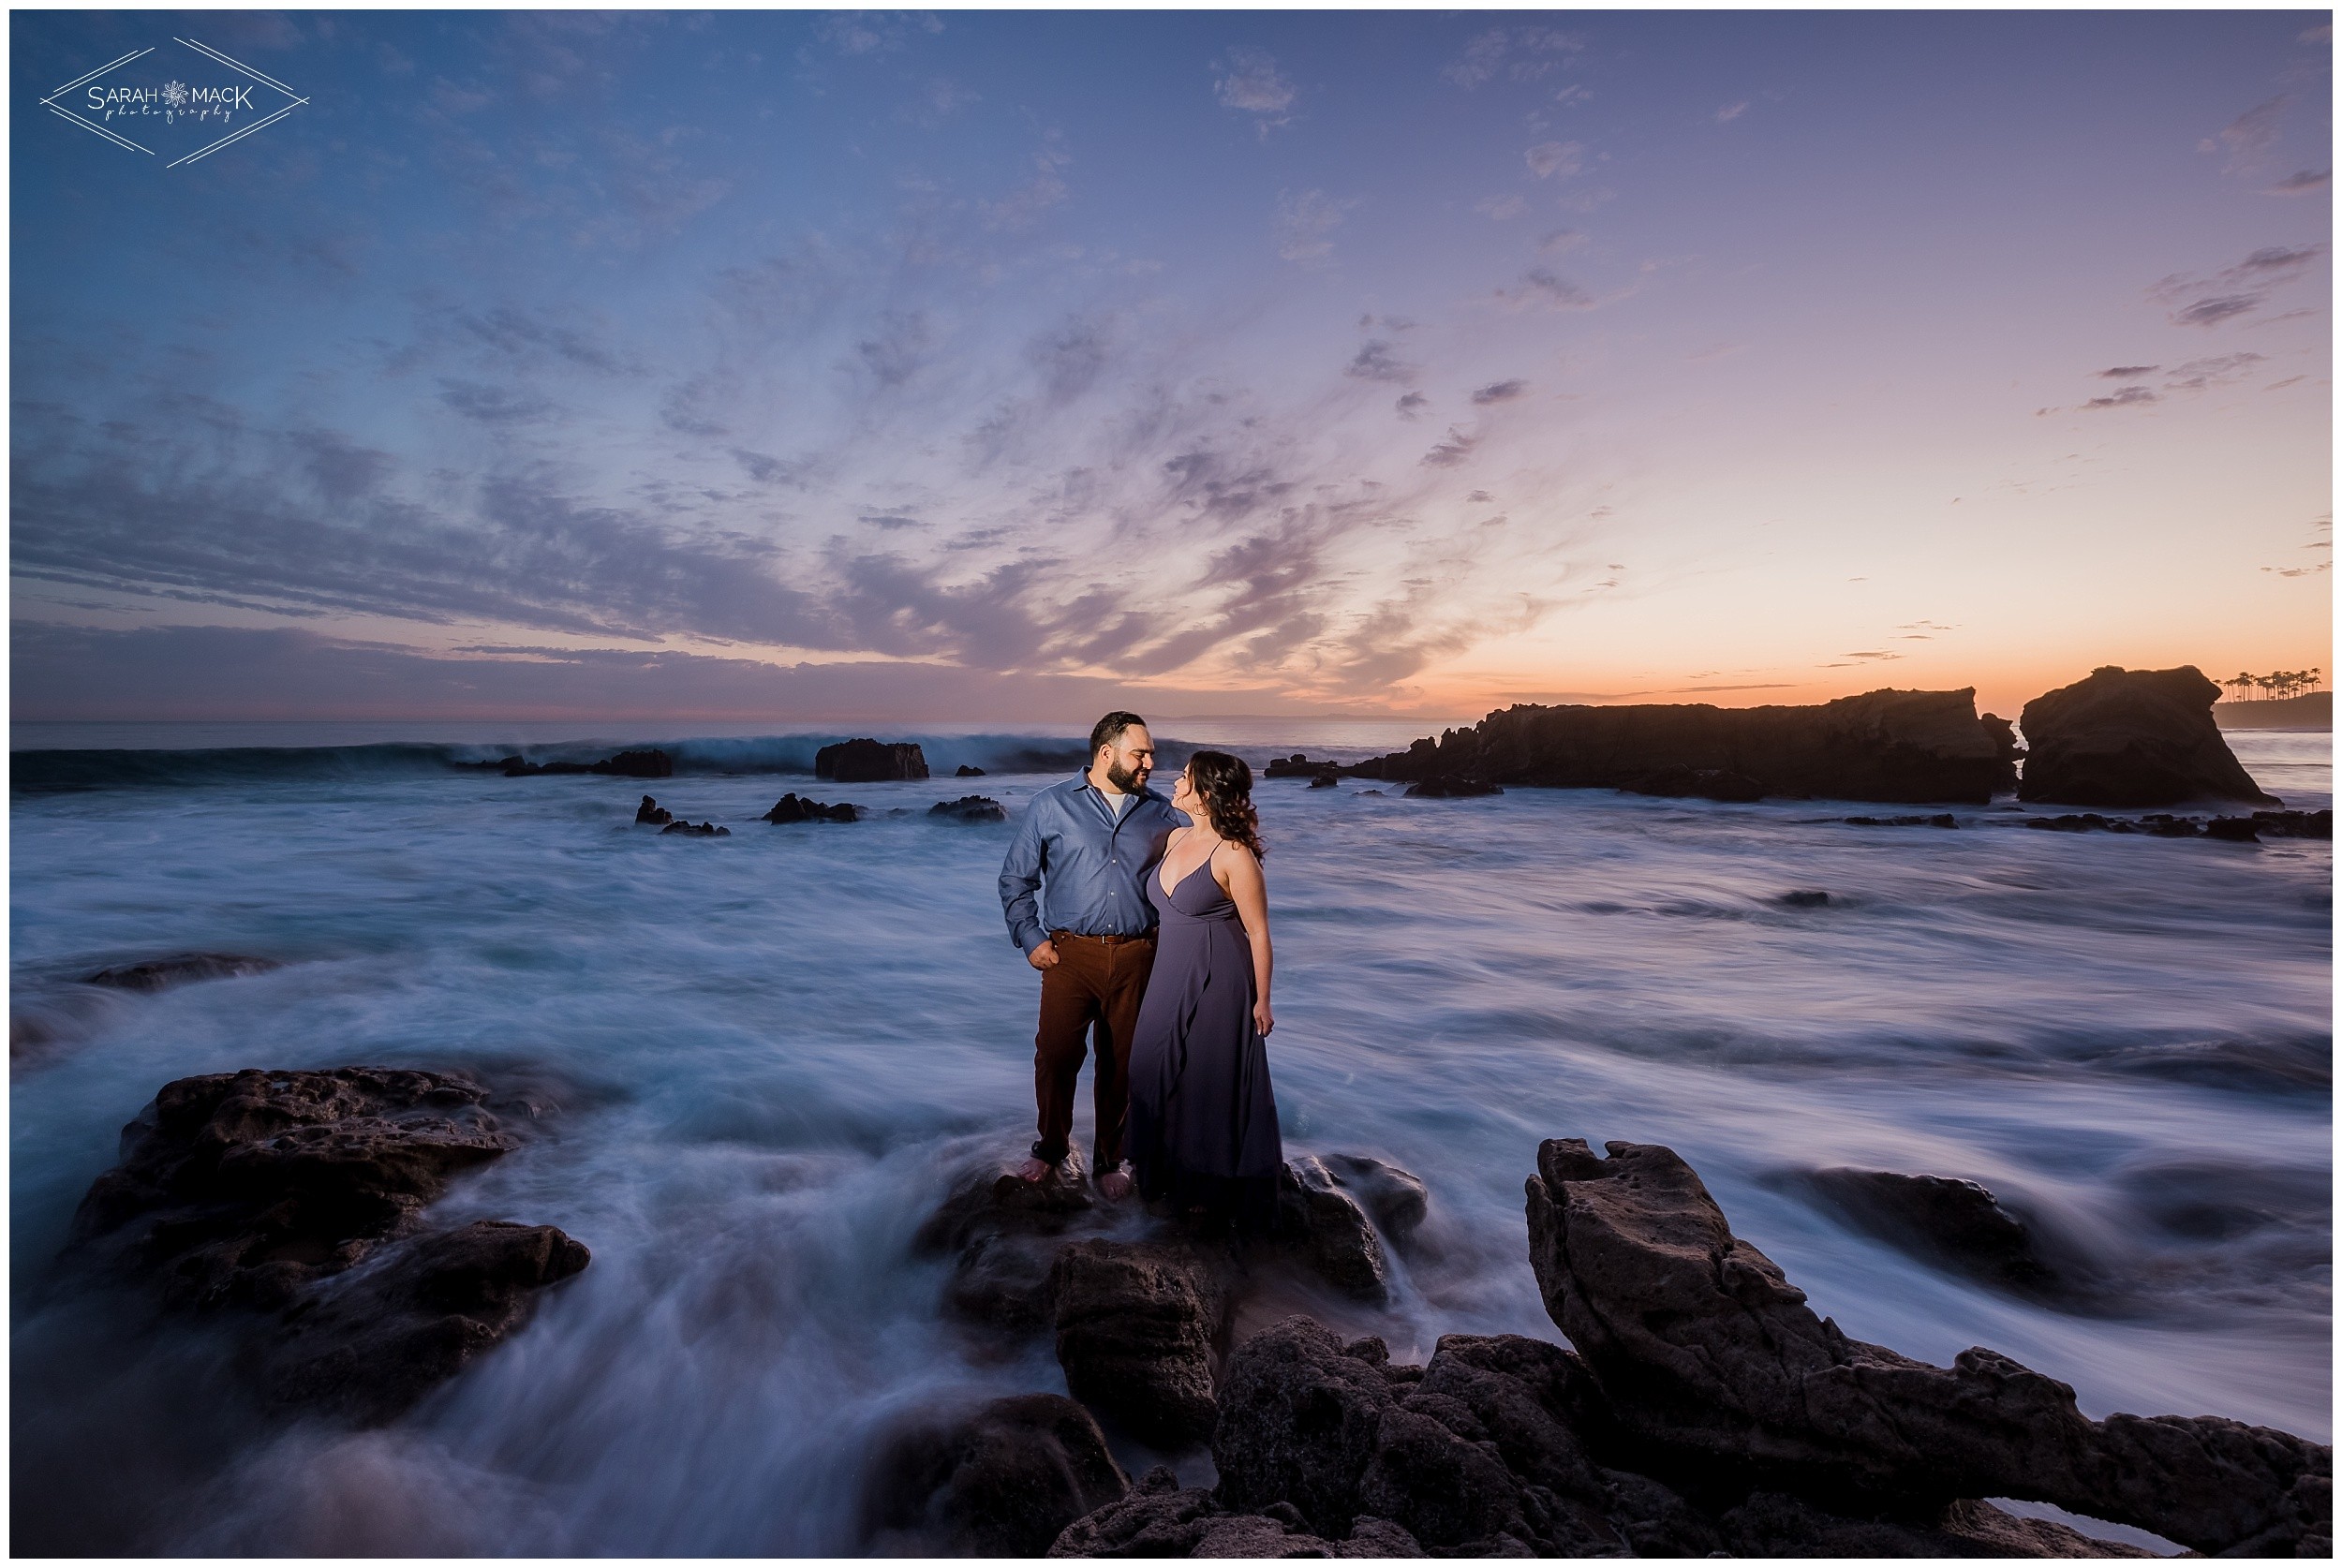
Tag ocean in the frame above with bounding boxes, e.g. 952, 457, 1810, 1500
9, 720, 2330, 1554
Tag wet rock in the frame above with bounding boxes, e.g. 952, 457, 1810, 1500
634, 795, 673, 825
1273, 1157, 1388, 1301
1355, 688, 2016, 805
817, 738, 929, 783
1720, 1491, 2157, 1558
1308, 775, 1339, 790
1523, 1136, 2332, 1555
1048, 1466, 1422, 1558
1403, 777, 1504, 798
931, 795, 1009, 823
956, 764, 987, 777
2204, 817, 2261, 843
763, 792, 857, 824
917, 1149, 1102, 1333
82, 953, 282, 991
1320, 1155, 1429, 1250
1210, 1318, 1399, 1534
1980, 712, 2026, 763
1049, 1237, 1235, 1447
1845, 812, 1960, 827
1625, 764, 1768, 803
864, 1392, 1129, 1556
1778, 889, 1831, 908
659, 820, 730, 836
265, 1220, 589, 1425
1794, 1168, 2059, 1296
480, 748, 673, 778
1265, 754, 1340, 780
70, 1067, 517, 1309
2253, 807, 2334, 838
2019, 665, 2278, 807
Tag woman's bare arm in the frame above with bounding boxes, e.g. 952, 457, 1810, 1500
1218, 844, 1274, 1037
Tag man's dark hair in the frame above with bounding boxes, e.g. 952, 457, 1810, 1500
1089, 710, 1148, 756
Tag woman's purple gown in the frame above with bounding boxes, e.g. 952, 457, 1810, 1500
1126, 855, 1283, 1227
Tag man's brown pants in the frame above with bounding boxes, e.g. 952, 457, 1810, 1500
1032, 931, 1156, 1170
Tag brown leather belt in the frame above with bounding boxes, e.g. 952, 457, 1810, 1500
1051, 929, 1155, 946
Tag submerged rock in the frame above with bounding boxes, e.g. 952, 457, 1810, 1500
2019, 666, 2278, 807
1778, 889, 1831, 908
763, 793, 858, 823
1794, 1168, 2061, 1297
66, 1067, 588, 1421
817, 738, 929, 782
660, 820, 730, 836
266, 1220, 589, 1424
1273, 1157, 1390, 1301
479, 748, 674, 779
1403, 777, 1504, 798
1308, 774, 1340, 790
634, 795, 673, 825
1355, 688, 2017, 805
1523, 1137, 2331, 1555
1318, 1155, 1430, 1250
931, 795, 1009, 823
865, 1393, 1128, 1556
1845, 812, 1960, 828
82, 953, 282, 992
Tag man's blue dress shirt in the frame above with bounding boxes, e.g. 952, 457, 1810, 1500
999, 772, 1185, 955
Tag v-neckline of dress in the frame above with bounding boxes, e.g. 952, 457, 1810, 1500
1158, 846, 1215, 902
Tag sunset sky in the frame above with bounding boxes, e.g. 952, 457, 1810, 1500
11, 9, 2332, 724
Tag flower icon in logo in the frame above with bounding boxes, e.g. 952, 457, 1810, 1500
161, 79, 187, 109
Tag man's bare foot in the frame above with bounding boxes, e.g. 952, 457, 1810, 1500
1098, 1168, 1134, 1202
1017, 1156, 1055, 1182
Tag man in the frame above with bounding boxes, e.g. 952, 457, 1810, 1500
998, 710, 1183, 1199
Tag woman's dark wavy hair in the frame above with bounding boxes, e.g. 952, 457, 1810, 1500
1186, 749, 1265, 860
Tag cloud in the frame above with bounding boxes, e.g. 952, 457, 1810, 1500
1466, 490, 1494, 503
2081, 386, 2158, 410
2266, 169, 2331, 196
1475, 194, 1527, 220
1470, 378, 1529, 405
1215, 46, 1296, 126
980, 138, 1071, 230
2200, 96, 2289, 174
1553, 85, 1593, 108
1524, 140, 1584, 179
810, 12, 942, 57
1713, 101, 1748, 124
1443, 29, 1510, 89
2162, 351, 2264, 390
1444, 25, 1582, 88
1538, 229, 1586, 256
2096, 364, 2159, 378
2148, 242, 2327, 328
1394, 392, 1429, 420
437, 379, 556, 424
1275, 188, 1354, 265
1496, 269, 1598, 311
1420, 427, 1477, 467
1345, 340, 1415, 383
858, 512, 922, 530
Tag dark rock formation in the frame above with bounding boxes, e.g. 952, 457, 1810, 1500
763, 793, 858, 823
1778, 890, 1831, 908
82, 953, 282, 991
1793, 1168, 2058, 1296
1404, 777, 1504, 798
1845, 813, 1960, 828
1980, 712, 2026, 764
1274, 1157, 1388, 1301
2019, 666, 2278, 807
1356, 688, 2017, 805
476, 748, 674, 779
634, 795, 673, 825
1309, 774, 1340, 790
660, 821, 730, 836
66, 1067, 588, 1424
1624, 764, 1768, 803
866, 1393, 1129, 1556
1047, 1464, 1424, 1557
956, 764, 988, 777
917, 1149, 1103, 1333
1523, 1137, 2331, 1555
817, 738, 930, 783
2020, 809, 2325, 842
1318, 1155, 1429, 1250
1266, 754, 1341, 781
266, 1220, 589, 1423
931, 795, 1009, 823
1049, 1237, 1235, 1447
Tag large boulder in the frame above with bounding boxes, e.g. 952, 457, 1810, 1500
1048, 1237, 1235, 1447
1273, 1157, 1389, 1301
1524, 1137, 2331, 1555
1356, 688, 2017, 805
2018, 666, 2278, 806
817, 739, 929, 782
864, 1393, 1129, 1555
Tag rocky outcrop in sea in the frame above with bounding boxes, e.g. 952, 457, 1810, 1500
764, 792, 859, 823
2019, 666, 2280, 807
1352, 688, 2020, 805
817, 738, 930, 782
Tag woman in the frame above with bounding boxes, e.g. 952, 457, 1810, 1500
1125, 749, 1283, 1230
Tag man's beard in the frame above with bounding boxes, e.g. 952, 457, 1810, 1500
1105, 760, 1146, 793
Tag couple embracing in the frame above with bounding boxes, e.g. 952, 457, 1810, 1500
997, 711, 1283, 1228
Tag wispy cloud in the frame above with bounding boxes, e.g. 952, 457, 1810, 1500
1345, 340, 1416, 383
1275, 188, 1354, 264
1475, 194, 1527, 220
2080, 386, 2157, 410
1214, 45, 1296, 136
1394, 391, 1430, 420
1420, 427, 1478, 467
2266, 169, 2331, 196
2200, 96, 2290, 174
1524, 140, 1585, 179
1443, 26, 1583, 90
1713, 100, 1748, 124
2096, 364, 2159, 378
1470, 378, 1530, 405
2148, 242, 2326, 327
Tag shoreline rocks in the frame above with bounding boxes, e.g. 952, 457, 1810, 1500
866, 1393, 1129, 1556
634, 795, 673, 825
465, 748, 673, 779
764, 793, 858, 823
931, 795, 1009, 823
1354, 688, 2018, 805
2019, 666, 2278, 807
660, 820, 730, 836
818, 739, 929, 782
66, 1067, 588, 1424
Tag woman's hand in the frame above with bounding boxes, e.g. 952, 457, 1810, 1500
1253, 998, 1274, 1037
